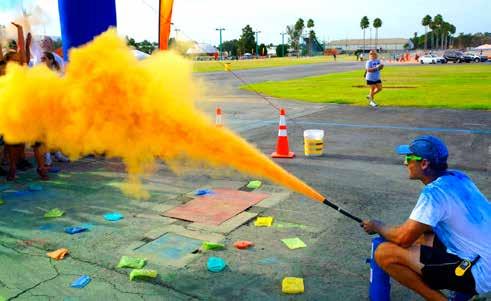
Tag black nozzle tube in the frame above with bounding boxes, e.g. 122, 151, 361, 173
323, 199, 363, 223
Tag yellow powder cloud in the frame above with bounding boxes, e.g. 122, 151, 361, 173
0, 29, 324, 201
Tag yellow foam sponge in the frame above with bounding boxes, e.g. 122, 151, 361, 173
282, 277, 304, 294
254, 216, 274, 227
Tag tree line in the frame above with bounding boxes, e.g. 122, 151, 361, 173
419, 14, 456, 50
124, 14, 487, 56
220, 18, 319, 58
359, 16, 383, 51
411, 15, 490, 50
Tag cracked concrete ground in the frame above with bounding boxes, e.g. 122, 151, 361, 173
1, 63, 490, 300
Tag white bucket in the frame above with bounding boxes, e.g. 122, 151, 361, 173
304, 129, 325, 156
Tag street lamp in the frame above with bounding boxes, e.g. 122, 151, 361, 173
174, 28, 180, 38
280, 32, 286, 57
254, 31, 261, 58
216, 28, 225, 60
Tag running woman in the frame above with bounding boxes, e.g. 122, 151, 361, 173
365, 50, 384, 107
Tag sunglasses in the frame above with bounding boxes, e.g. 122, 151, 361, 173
404, 155, 423, 165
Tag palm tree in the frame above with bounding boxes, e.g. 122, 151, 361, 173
433, 14, 443, 49
444, 22, 455, 49
448, 24, 456, 48
429, 21, 436, 49
307, 19, 314, 56
441, 21, 449, 49
422, 15, 432, 50
360, 16, 370, 53
373, 18, 382, 49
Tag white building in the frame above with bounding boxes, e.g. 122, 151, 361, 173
326, 38, 413, 51
186, 43, 218, 55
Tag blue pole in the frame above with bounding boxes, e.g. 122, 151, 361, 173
368, 236, 391, 301
58, 0, 117, 61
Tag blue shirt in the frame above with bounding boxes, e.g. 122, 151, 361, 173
365, 59, 381, 81
409, 170, 491, 294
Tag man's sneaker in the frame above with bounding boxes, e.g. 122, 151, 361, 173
369, 100, 378, 108
45, 153, 52, 166
54, 151, 70, 163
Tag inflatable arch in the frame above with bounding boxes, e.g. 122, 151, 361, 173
58, 0, 173, 61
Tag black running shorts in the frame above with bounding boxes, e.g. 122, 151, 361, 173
420, 236, 477, 295
367, 80, 382, 85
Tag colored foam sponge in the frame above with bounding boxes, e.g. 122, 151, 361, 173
46, 248, 69, 260
195, 189, 213, 196
44, 208, 64, 218
282, 277, 304, 294
117, 256, 146, 269
104, 212, 123, 221
234, 241, 254, 249
281, 237, 307, 250
254, 216, 274, 227
70, 275, 91, 288
202, 242, 225, 251
129, 269, 157, 281
207, 257, 226, 272
64, 226, 88, 234
246, 180, 262, 189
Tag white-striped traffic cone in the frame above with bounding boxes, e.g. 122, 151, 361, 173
271, 108, 295, 158
215, 107, 222, 127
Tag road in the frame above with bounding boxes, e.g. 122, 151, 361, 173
0, 62, 489, 300
194, 61, 365, 96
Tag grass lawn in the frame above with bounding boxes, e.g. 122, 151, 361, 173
193, 55, 356, 73
241, 64, 491, 110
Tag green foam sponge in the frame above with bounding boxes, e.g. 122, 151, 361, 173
202, 242, 225, 251
246, 180, 262, 189
44, 208, 64, 218
129, 269, 158, 281
117, 256, 146, 269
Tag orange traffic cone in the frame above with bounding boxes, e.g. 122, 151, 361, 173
215, 107, 222, 127
271, 108, 295, 158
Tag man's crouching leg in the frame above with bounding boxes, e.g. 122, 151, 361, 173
374, 242, 446, 301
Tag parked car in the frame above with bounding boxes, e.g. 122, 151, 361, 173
419, 54, 446, 64
464, 52, 488, 63
443, 50, 465, 63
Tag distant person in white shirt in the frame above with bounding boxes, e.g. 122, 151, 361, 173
40, 52, 70, 165
362, 135, 490, 301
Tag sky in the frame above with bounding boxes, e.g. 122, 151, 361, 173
1, 0, 490, 46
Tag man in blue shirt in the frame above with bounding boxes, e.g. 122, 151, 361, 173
362, 135, 490, 300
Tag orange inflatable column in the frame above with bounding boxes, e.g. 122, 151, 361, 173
159, 0, 174, 50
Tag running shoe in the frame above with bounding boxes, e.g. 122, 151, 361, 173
54, 151, 70, 163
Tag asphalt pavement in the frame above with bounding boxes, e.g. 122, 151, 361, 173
0, 62, 489, 300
